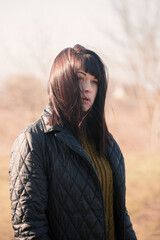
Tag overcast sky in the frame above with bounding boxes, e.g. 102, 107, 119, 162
1, 0, 158, 88
0, 0, 125, 85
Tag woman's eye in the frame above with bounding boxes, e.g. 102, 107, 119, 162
92, 80, 98, 84
78, 78, 84, 81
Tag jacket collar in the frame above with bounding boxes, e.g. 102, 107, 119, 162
40, 102, 63, 133
41, 103, 115, 159
41, 103, 99, 178
40, 103, 91, 157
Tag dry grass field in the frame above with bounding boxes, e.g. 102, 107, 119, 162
125, 154, 160, 240
0, 156, 14, 240
0, 154, 160, 240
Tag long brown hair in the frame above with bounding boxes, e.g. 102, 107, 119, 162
48, 44, 111, 156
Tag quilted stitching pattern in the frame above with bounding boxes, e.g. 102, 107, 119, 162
45, 133, 106, 240
9, 105, 137, 240
9, 122, 50, 239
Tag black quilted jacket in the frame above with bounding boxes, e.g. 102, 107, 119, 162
9, 104, 137, 240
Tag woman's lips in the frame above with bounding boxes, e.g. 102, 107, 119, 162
82, 97, 90, 104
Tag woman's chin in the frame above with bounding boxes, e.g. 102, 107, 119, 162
82, 106, 91, 113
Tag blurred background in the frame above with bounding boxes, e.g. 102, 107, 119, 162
0, 0, 160, 239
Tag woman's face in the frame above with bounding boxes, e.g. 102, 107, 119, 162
78, 70, 98, 112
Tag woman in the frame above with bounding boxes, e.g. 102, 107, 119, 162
9, 44, 137, 239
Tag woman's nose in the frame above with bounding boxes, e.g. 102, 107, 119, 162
83, 81, 92, 92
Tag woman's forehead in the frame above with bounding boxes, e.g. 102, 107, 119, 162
77, 70, 97, 79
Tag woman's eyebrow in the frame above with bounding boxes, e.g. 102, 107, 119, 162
77, 71, 86, 76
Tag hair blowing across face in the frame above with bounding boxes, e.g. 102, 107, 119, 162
48, 44, 111, 156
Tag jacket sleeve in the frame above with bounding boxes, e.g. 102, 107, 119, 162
124, 205, 137, 239
9, 127, 51, 240
110, 136, 137, 239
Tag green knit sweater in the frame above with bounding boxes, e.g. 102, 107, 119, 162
81, 136, 116, 240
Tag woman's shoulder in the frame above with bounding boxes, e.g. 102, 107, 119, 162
107, 134, 124, 159
11, 117, 45, 154
106, 134, 125, 173
24, 118, 44, 136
